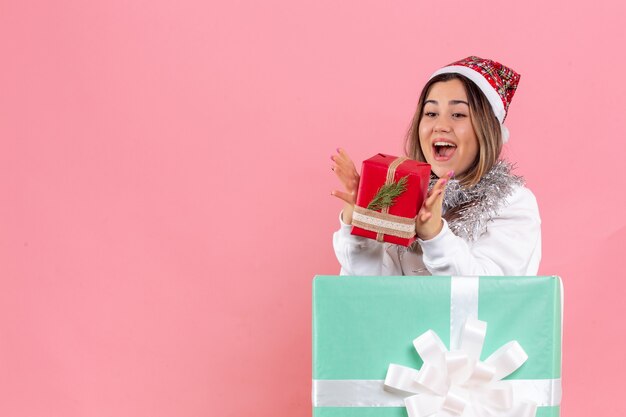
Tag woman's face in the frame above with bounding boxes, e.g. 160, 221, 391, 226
418, 78, 479, 178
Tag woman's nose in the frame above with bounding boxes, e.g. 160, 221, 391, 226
434, 121, 451, 133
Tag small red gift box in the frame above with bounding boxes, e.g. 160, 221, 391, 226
351, 153, 431, 246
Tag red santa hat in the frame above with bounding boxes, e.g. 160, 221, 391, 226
430, 56, 520, 143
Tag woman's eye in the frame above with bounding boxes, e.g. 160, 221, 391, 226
424, 112, 437, 117
452, 113, 467, 118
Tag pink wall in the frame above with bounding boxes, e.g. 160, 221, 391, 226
1, 0, 624, 415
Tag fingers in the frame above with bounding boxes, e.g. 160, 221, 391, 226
423, 183, 445, 209
330, 148, 359, 205
418, 210, 432, 223
430, 171, 454, 194
423, 170, 454, 209
331, 148, 359, 192
333, 147, 349, 161
417, 170, 454, 227
332, 148, 357, 169
331, 190, 355, 204
332, 164, 359, 190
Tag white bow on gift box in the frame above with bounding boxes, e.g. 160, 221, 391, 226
384, 318, 537, 417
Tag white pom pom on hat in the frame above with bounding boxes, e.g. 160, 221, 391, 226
429, 56, 520, 144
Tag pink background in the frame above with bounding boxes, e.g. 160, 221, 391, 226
1, 0, 624, 415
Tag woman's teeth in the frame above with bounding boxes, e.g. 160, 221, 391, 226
434, 142, 456, 157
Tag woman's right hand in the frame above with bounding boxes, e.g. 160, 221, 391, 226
331, 148, 360, 225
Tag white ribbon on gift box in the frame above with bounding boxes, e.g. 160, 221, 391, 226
312, 276, 562, 413
385, 319, 537, 417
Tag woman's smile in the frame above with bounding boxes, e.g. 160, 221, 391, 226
432, 139, 457, 161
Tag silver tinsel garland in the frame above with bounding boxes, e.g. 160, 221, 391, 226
429, 160, 524, 241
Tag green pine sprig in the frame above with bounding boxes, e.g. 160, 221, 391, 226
367, 175, 409, 211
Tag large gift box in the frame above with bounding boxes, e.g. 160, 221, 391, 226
312, 276, 562, 417
351, 153, 431, 247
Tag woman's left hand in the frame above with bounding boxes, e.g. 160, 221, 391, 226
415, 170, 454, 240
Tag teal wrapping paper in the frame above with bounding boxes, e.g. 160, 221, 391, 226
312, 276, 562, 417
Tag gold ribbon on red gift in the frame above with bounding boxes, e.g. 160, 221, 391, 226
352, 156, 417, 242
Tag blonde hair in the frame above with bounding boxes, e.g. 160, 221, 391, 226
405, 73, 502, 186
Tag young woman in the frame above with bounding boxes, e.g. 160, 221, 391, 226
331, 56, 541, 276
